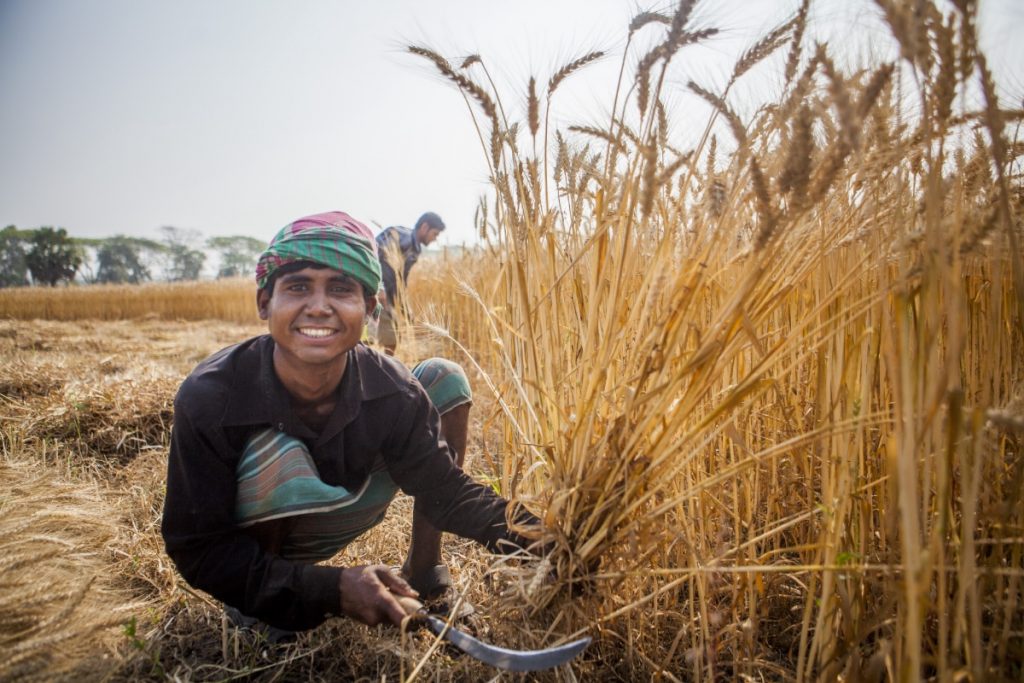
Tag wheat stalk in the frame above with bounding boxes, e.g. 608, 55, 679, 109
527, 76, 539, 139
547, 51, 604, 97
568, 125, 627, 152
688, 81, 747, 146
784, 0, 811, 83
777, 104, 814, 208
731, 17, 797, 84
749, 157, 777, 249
629, 11, 672, 35
407, 45, 502, 169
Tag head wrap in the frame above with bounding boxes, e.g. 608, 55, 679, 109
255, 211, 381, 295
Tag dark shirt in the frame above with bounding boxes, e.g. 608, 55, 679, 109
161, 335, 532, 631
375, 225, 420, 306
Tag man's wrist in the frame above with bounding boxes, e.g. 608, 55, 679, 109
301, 563, 345, 620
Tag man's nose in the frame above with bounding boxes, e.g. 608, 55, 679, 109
305, 288, 332, 314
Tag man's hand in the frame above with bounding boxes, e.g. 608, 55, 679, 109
339, 565, 419, 627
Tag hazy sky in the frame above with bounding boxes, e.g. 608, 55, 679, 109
1, 1, 1020, 249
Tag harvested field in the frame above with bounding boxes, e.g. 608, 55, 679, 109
1, 318, 538, 681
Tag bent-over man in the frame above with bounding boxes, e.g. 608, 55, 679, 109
374, 211, 445, 354
161, 211, 535, 638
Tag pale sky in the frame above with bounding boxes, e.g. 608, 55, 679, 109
1, 0, 1020, 250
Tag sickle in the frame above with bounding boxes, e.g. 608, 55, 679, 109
397, 596, 591, 672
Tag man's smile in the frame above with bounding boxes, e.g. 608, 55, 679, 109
297, 327, 337, 338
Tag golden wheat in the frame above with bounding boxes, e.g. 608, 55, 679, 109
0, 278, 257, 322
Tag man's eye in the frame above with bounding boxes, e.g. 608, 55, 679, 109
331, 285, 356, 295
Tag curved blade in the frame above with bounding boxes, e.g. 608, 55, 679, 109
424, 616, 591, 672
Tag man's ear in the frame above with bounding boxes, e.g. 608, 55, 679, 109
256, 288, 271, 321
366, 293, 380, 321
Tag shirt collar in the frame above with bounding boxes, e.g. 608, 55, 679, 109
222, 337, 401, 433
409, 227, 422, 254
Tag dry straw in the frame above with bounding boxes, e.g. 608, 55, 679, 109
0, 448, 143, 681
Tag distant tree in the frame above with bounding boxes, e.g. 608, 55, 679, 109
72, 238, 103, 284
96, 236, 155, 284
0, 225, 30, 287
207, 235, 264, 278
26, 227, 83, 286
160, 226, 206, 281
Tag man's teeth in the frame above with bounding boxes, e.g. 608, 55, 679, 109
299, 328, 334, 338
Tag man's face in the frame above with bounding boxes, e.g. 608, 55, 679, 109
418, 225, 442, 246
257, 266, 375, 369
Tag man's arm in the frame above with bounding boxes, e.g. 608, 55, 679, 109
375, 229, 400, 306
382, 386, 541, 553
398, 229, 419, 284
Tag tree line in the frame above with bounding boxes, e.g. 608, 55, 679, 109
0, 225, 265, 287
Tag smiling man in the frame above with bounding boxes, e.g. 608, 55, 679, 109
161, 211, 537, 638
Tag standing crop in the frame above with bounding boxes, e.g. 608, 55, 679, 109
407, 0, 1023, 678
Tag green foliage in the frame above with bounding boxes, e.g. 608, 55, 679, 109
25, 226, 83, 286
160, 226, 206, 282
0, 225, 30, 287
167, 247, 205, 281
96, 236, 153, 284
835, 551, 860, 566
207, 234, 264, 278
122, 616, 165, 678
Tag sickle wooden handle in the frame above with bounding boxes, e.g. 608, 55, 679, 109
396, 595, 425, 617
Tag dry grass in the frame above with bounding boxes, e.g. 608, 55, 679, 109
0, 434, 143, 682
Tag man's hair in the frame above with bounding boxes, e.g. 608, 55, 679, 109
260, 260, 369, 298
415, 212, 445, 232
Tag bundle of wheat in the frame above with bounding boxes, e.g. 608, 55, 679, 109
404, 0, 1023, 678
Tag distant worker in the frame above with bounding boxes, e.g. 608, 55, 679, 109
374, 212, 445, 355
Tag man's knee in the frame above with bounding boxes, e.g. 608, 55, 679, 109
411, 357, 472, 416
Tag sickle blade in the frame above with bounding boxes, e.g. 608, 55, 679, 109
424, 616, 591, 672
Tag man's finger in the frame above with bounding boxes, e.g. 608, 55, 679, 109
375, 589, 414, 626
378, 567, 419, 598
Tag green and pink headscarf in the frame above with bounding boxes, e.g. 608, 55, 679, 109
255, 211, 381, 295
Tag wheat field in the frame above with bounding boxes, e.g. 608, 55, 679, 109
2, 0, 1022, 680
